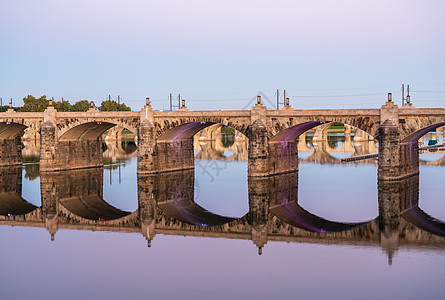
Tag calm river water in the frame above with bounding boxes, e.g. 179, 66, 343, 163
1, 132, 444, 300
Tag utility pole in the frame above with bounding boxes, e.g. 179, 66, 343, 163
0, 98, 2, 112
118, 95, 120, 111
276, 89, 286, 110
178, 94, 181, 109
169, 93, 173, 111
402, 84, 405, 106
407, 84, 411, 105
276, 89, 279, 110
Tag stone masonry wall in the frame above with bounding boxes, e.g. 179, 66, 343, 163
155, 139, 194, 173
0, 136, 22, 166
268, 140, 299, 176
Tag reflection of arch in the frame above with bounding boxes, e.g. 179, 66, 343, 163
401, 207, 445, 237
102, 140, 137, 162
154, 170, 236, 226
40, 168, 131, 221
59, 196, 130, 220
22, 127, 40, 140
262, 172, 373, 233
193, 140, 248, 161
420, 155, 445, 166
301, 139, 378, 165
0, 167, 38, 216
158, 201, 236, 226
22, 139, 40, 159
270, 202, 370, 233
0, 193, 38, 216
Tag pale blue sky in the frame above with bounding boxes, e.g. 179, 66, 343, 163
1, 0, 444, 110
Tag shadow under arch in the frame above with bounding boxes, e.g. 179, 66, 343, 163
59, 121, 116, 140
152, 170, 237, 227
58, 119, 139, 141
0, 122, 28, 139
402, 122, 445, 143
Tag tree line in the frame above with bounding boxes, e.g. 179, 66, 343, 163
3, 95, 131, 112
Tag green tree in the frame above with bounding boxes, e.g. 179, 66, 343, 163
72, 100, 91, 112
54, 100, 73, 112
99, 100, 131, 111
20, 95, 49, 112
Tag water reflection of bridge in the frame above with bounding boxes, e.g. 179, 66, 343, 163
193, 135, 445, 167
1, 165, 444, 265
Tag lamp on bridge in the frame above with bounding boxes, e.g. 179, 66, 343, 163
285, 97, 290, 106
90, 101, 95, 109
146, 97, 151, 106
49, 97, 53, 107
388, 93, 392, 102
257, 95, 261, 104
182, 99, 185, 108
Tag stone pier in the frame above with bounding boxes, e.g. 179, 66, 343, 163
0, 121, 26, 166
377, 101, 422, 181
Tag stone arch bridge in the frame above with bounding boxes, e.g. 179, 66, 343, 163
0, 99, 444, 181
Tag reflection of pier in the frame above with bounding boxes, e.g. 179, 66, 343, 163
1, 165, 444, 264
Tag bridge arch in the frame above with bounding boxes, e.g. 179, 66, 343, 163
154, 117, 250, 139
401, 122, 445, 143
0, 122, 28, 139
399, 114, 445, 141
270, 121, 377, 143
270, 116, 378, 140
57, 120, 138, 140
